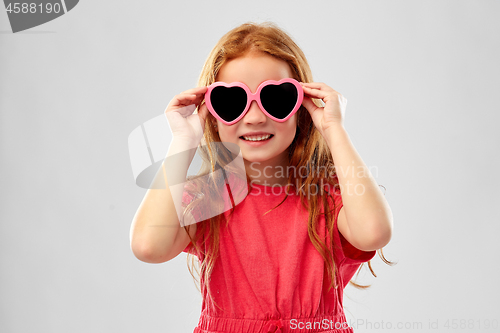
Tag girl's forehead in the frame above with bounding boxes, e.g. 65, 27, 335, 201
216, 54, 293, 86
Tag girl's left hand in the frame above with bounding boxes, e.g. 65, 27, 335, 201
300, 82, 347, 140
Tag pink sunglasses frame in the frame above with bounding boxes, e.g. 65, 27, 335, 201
205, 78, 304, 125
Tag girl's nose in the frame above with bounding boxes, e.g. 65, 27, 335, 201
243, 100, 267, 124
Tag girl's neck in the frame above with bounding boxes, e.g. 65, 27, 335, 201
244, 151, 290, 187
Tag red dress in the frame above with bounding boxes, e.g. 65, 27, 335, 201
182, 180, 376, 333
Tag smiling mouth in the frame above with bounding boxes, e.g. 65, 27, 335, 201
239, 134, 274, 141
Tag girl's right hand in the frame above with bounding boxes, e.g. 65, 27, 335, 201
164, 86, 209, 145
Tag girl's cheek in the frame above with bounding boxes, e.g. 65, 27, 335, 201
227, 128, 239, 141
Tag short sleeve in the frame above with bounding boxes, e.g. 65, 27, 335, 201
328, 179, 376, 263
181, 186, 204, 224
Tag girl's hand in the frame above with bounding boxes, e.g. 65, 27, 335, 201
164, 86, 209, 145
300, 82, 348, 140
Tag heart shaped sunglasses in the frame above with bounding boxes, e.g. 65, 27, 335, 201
205, 78, 304, 125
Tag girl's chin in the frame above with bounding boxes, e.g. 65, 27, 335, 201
243, 156, 266, 161
243, 151, 284, 163
242, 155, 273, 164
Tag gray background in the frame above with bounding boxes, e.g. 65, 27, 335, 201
1, 1, 499, 332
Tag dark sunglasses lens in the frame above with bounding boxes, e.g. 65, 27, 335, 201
260, 83, 298, 120
210, 86, 247, 123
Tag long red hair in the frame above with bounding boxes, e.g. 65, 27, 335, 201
182, 21, 393, 312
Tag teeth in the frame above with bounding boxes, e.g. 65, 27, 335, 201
242, 134, 272, 141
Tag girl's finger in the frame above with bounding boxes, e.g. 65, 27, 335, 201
301, 96, 317, 112
301, 82, 326, 89
301, 85, 330, 99
301, 82, 336, 94
166, 87, 208, 112
173, 94, 198, 106
182, 86, 208, 95
179, 94, 198, 100
182, 88, 208, 105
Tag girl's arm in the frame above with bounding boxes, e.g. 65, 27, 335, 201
327, 125, 393, 251
300, 82, 393, 251
131, 87, 208, 263
130, 138, 198, 263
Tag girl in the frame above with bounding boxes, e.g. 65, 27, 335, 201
130, 22, 393, 333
